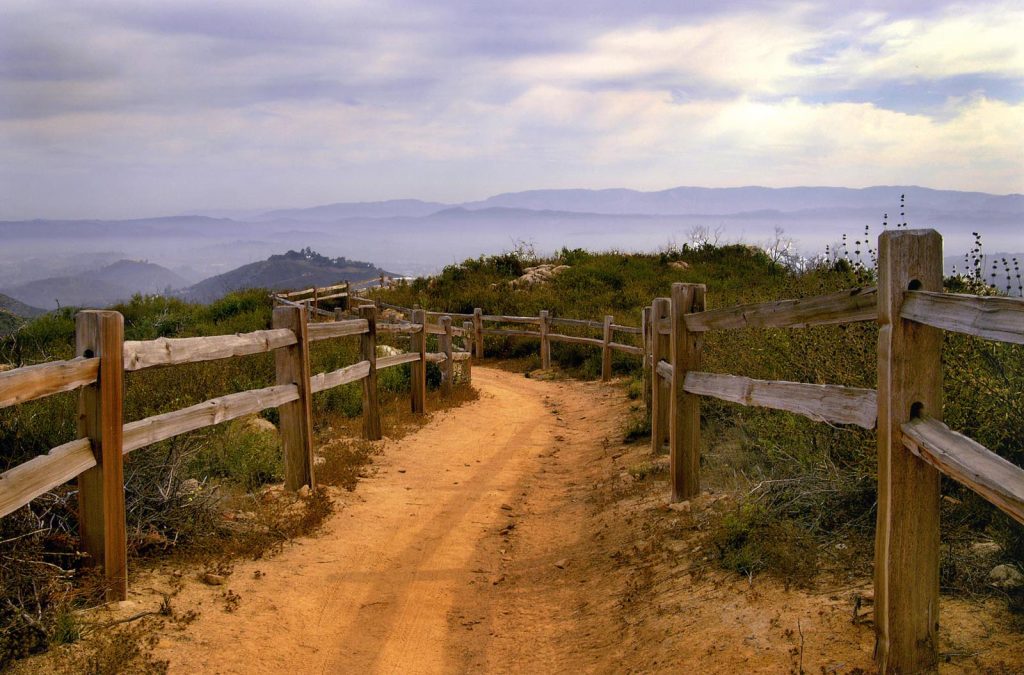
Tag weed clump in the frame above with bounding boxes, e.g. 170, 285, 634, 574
713, 503, 819, 588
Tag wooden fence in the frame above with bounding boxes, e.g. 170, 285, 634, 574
648, 229, 1024, 673
359, 229, 1023, 672
2, 228, 1022, 672
366, 301, 645, 380
0, 303, 472, 601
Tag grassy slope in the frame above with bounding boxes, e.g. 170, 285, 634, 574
375, 244, 1024, 593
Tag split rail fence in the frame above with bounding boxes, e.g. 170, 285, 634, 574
358, 228, 1023, 672
1, 229, 1022, 672
361, 300, 644, 381
0, 303, 472, 601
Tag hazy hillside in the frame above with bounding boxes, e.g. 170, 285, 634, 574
0, 293, 45, 318
1, 260, 189, 310
463, 185, 1024, 216
182, 249, 392, 303
254, 199, 450, 222
2, 186, 1020, 284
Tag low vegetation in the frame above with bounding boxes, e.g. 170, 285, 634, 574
0, 288, 467, 669
373, 236, 1024, 602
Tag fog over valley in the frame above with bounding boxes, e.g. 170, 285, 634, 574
2, 184, 1020, 307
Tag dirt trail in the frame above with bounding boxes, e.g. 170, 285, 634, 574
153, 367, 609, 673
141, 367, 1020, 675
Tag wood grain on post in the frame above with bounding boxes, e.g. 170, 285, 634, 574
75, 310, 127, 601
670, 283, 705, 502
273, 306, 316, 491
874, 229, 943, 674
360, 305, 382, 440
440, 316, 453, 397
473, 308, 484, 358
601, 315, 613, 381
642, 306, 652, 415
411, 309, 427, 413
539, 310, 551, 370
463, 321, 474, 383
650, 299, 670, 455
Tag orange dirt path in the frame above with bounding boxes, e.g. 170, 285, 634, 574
155, 367, 587, 673
142, 367, 1020, 674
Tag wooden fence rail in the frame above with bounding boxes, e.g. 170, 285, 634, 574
643, 229, 1023, 674
4, 230, 1018, 672
0, 304, 472, 601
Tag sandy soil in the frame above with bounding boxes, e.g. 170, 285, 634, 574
106, 367, 1020, 673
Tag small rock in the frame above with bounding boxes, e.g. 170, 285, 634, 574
664, 540, 688, 554
398, 468, 407, 474
668, 500, 692, 513
176, 478, 201, 497
202, 573, 226, 586
500, 504, 513, 511
554, 559, 568, 569
989, 564, 1024, 589
971, 541, 1002, 556
245, 416, 277, 435
297, 485, 311, 498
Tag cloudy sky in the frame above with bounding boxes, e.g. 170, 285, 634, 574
1, 0, 1022, 219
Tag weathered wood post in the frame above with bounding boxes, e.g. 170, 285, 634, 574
650, 298, 670, 454
440, 315, 453, 397
473, 307, 484, 358
76, 310, 127, 601
539, 310, 551, 370
341, 280, 349, 312
874, 229, 943, 673
411, 308, 427, 413
642, 306, 652, 416
359, 305, 382, 440
669, 283, 705, 502
463, 320, 474, 383
601, 315, 614, 381
273, 305, 316, 491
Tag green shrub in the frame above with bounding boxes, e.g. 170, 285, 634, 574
188, 421, 283, 491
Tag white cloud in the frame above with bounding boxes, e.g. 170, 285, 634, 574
1, 0, 1022, 218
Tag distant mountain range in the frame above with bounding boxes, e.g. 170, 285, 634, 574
1, 185, 1020, 286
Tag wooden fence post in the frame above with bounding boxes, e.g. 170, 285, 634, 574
273, 306, 316, 491
650, 298, 670, 454
539, 310, 551, 370
473, 307, 484, 358
670, 283, 705, 502
874, 229, 943, 673
411, 308, 427, 413
642, 306, 652, 416
463, 320, 474, 384
75, 310, 127, 601
602, 315, 614, 381
440, 316, 453, 397
360, 305, 382, 440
